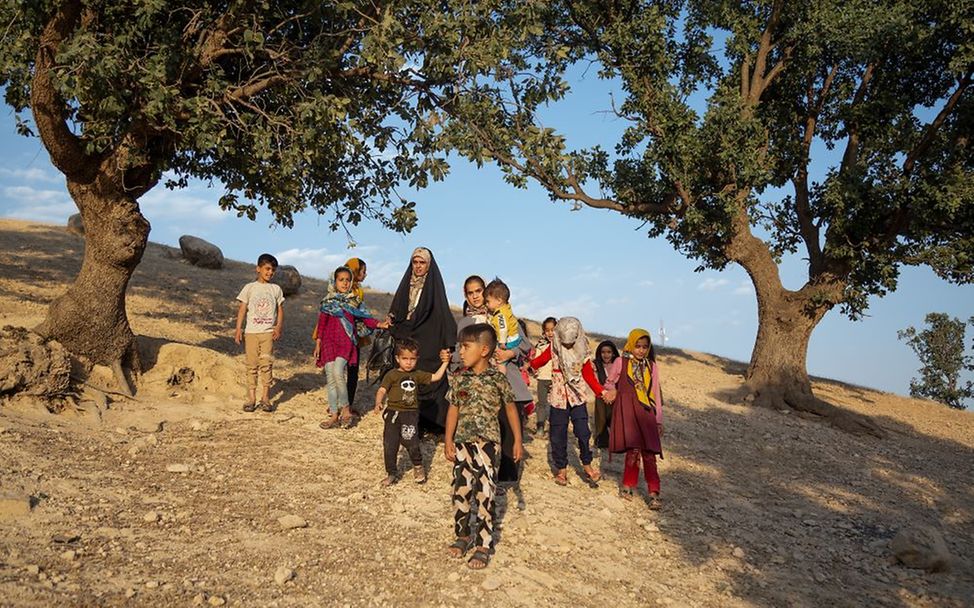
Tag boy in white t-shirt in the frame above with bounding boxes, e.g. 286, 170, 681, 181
234, 253, 285, 412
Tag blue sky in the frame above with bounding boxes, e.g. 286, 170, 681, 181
1, 68, 972, 400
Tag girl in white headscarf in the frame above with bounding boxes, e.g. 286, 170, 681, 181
527, 317, 608, 485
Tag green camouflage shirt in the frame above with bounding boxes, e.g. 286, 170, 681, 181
447, 367, 514, 445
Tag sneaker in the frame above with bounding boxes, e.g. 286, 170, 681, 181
242, 401, 257, 413
413, 466, 427, 484
259, 400, 275, 413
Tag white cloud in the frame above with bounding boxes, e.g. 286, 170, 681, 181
733, 280, 753, 296
0, 167, 61, 183
139, 187, 232, 223
0, 185, 76, 223
697, 277, 730, 291
639, 280, 655, 287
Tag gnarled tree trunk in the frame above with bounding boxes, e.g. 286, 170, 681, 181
35, 181, 150, 394
729, 209, 885, 438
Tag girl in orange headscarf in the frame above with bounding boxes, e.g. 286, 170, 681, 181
601, 328, 664, 508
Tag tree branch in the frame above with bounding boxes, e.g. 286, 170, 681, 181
748, 0, 783, 104
903, 69, 972, 175
839, 62, 876, 176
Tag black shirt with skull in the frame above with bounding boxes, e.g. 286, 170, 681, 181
379, 369, 434, 411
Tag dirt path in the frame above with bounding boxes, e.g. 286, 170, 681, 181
1, 220, 972, 607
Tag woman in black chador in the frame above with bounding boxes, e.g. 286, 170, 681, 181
388, 247, 457, 433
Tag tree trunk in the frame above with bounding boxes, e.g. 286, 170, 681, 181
728, 208, 885, 438
35, 181, 150, 393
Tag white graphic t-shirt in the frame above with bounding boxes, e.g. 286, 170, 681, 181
236, 281, 285, 334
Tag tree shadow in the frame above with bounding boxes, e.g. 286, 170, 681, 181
643, 396, 974, 606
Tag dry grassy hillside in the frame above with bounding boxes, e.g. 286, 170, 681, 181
0, 219, 972, 608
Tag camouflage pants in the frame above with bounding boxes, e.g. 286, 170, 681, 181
452, 441, 497, 552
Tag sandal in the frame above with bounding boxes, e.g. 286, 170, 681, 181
319, 415, 340, 429
648, 494, 662, 510
413, 466, 427, 484
467, 548, 490, 570
259, 400, 275, 413
553, 470, 568, 486
620, 487, 635, 501
447, 536, 472, 559
583, 465, 601, 482
242, 401, 257, 413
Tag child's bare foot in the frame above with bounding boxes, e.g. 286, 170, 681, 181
319, 414, 340, 429
467, 549, 490, 569
583, 464, 601, 482
447, 536, 472, 558
380, 475, 397, 487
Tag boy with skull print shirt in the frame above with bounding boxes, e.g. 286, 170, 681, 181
375, 338, 450, 485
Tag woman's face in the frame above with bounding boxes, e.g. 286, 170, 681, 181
355, 265, 367, 283
599, 345, 615, 363
632, 336, 651, 360
464, 280, 485, 308
411, 256, 429, 278
335, 271, 352, 294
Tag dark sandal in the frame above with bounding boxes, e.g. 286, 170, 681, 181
554, 472, 568, 486
447, 537, 472, 559
242, 401, 257, 412
259, 400, 275, 413
467, 549, 490, 569
648, 494, 662, 510
620, 487, 635, 501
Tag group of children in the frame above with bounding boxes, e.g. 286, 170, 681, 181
234, 253, 663, 570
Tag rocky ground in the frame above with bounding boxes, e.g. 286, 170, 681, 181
0, 219, 972, 607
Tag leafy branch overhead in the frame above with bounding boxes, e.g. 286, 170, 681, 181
440, 0, 974, 319
0, 0, 519, 233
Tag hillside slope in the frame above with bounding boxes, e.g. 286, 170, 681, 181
0, 219, 971, 607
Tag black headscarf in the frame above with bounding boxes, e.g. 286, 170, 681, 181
389, 248, 457, 429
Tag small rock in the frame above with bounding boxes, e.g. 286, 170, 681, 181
891, 526, 952, 572
208, 595, 226, 606
274, 566, 295, 585
732, 547, 746, 559
166, 463, 191, 473
814, 572, 827, 583
192, 593, 206, 606
25, 565, 40, 575
481, 576, 503, 591
52, 532, 80, 544
277, 515, 307, 530
446, 572, 461, 582
125, 588, 137, 598
61, 549, 77, 561
145, 581, 159, 589
143, 511, 160, 523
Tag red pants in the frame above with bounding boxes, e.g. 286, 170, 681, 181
622, 449, 660, 494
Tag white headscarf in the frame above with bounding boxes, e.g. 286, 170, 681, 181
553, 317, 591, 403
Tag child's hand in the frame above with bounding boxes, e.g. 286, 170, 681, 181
313, 343, 320, 360
234, 328, 242, 345
373, 405, 382, 415
439, 349, 451, 364
272, 325, 282, 340
658, 424, 664, 438
377, 319, 391, 329
444, 441, 456, 462
602, 389, 617, 404
512, 441, 523, 462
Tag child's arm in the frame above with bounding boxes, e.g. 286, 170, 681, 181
272, 304, 284, 340
430, 349, 451, 382
527, 345, 551, 370
373, 386, 388, 414
503, 401, 523, 462
234, 301, 247, 345
601, 358, 623, 404
443, 405, 459, 462
582, 360, 607, 399
312, 313, 324, 360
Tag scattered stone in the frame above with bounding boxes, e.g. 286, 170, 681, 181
207, 595, 226, 606
52, 532, 80, 544
25, 565, 40, 575
891, 526, 952, 572
271, 265, 302, 296
446, 572, 461, 582
125, 588, 137, 598
732, 547, 746, 559
274, 566, 295, 585
60, 549, 77, 561
481, 576, 503, 591
0, 495, 33, 519
178, 235, 224, 269
143, 511, 160, 523
145, 581, 159, 589
278, 514, 308, 530
192, 593, 206, 606
67, 213, 85, 236
166, 463, 191, 473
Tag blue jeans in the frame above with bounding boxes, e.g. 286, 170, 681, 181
548, 404, 593, 470
324, 357, 349, 414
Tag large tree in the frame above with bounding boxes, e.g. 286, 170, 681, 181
437, 0, 974, 435
0, 0, 508, 392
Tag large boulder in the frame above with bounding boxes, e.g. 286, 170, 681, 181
272, 265, 302, 296
67, 213, 84, 236
178, 235, 224, 269
891, 525, 952, 572
0, 326, 71, 399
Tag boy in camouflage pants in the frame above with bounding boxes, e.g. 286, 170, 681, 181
444, 323, 523, 570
